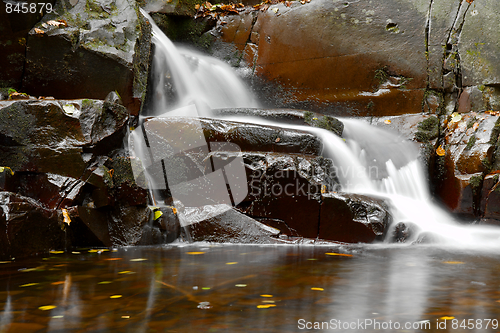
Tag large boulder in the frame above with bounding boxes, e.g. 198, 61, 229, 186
0, 191, 64, 260
21, 0, 152, 114
319, 193, 391, 243
0, 99, 128, 177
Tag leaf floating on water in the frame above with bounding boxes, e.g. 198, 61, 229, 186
443, 261, 465, 265
20, 283, 39, 287
49, 250, 64, 254
121, 315, 130, 319
325, 252, 353, 257
52, 315, 64, 319
436, 145, 446, 157
51, 281, 65, 285
38, 305, 57, 311
260, 294, 273, 297
440, 316, 455, 320
110, 295, 122, 299
226, 262, 238, 265
202, 287, 211, 290
257, 304, 276, 309
98, 281, 113, 285
118, 270, 132, 275
103, 258, 122, 261
311, 287, 324, 291
130, 258, 147, 262
187, 252, 206, 255
235, 284, 247, 287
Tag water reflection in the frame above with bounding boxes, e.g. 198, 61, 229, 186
1, 245, 500, 332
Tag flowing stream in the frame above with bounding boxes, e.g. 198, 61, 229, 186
134, 10, 500, 249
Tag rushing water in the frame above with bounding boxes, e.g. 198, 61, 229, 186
130, 10, 500, 249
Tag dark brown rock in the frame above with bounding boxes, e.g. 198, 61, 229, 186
0, 191, 64, 260
319, 193, 390, 243
237, 152, 337, 238
21, 0, 152, 114
184, 205, 280, 243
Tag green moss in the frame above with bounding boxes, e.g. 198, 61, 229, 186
415, 116, 439, 142
465, 135, 476, 150
470, 174, 483, 190
374, 66, 389, 85
304, 113, 344, 137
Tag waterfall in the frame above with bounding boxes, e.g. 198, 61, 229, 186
133, 10, 500, 249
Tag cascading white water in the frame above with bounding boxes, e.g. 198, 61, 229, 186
144, 9, 258, 117
135, 10, 500, 249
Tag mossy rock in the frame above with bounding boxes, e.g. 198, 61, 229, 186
304, 111, 344, 137
415, 116, 439, 142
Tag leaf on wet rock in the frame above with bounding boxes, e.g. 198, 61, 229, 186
62, 104, 76, 115
384, 119, 392, 124
436, 145, 446, 157
61, 208, 71, 225
451, 112, 462, 123
34, 28, 45, 35
0, 166, 14, 175
154, 210, 163, 220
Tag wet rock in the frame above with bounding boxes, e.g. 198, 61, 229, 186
435, 112, 498, 217
108, 204, 151, 246
238, 152, 337, 238
480, 173, 500, 222
184, 204, 281, 243
1, 172, 86, 210
21, 0, 152, 114
214, 108, 344, 136
459, 0, 500, 88
0, 1, 47, 89
389, 221, 419, 243
216, 0, 428, 115
0, 99, 128, 177
141, 116, 323, 155
0, 191, 64, 260
457, 86, 488, 114
319, 193, 391, 243
72, 206, 112, 247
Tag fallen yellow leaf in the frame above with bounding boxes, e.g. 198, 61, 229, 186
39, 305, 57, 311
61, 208, 71, 225
226, 262, 238, 265
451, 112, 462, 123
325, 252, 353, 257
187, 252, 205, 255
257, 304, 276, 308
34, 28, 45, 35
50, 250, 64, 254
130, 258, 147, 262
440, 316, 455, 320
154, 210, 163, 220
384, 119, 392, 124
51, 281, 65, 285
443, 261, 465, 265
118, 271, 133, 274
172, 207, 178, 215
311, 287, 324, 291
436, 145, 446, 156
110, 295, 122, 299
20, 283, 39, 287
260, 294, 273, 297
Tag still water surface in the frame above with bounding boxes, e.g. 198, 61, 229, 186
1, 244, 500, 332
